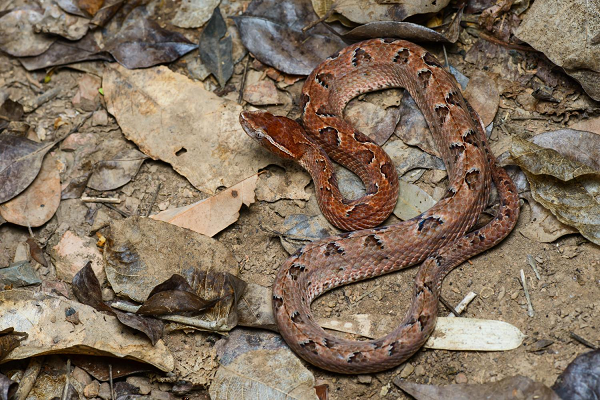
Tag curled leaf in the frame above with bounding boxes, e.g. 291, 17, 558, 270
511, 135, 600, 245
0, 327, 28, 361
137, 274, 220, 316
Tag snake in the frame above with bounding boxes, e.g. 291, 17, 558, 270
239, 39, 520, 374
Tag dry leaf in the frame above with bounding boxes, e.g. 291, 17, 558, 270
151, 175, 258, 237
393, 180, 437, 221
0, 10, 56, 57
395, 375, 561, 400
0, 289, 174, 371
73, 262, 164, 345
329, 0, 451, 24
87, 148, 148, 191
0, 135, 55, 203
199, 7, 233, 88
211, 329, 318, 400
463, 71, 499, 127
0, 153, 61, 227
553, 350, 600, 400
103, 64, 280, 194
171, 0, 220, 28
511, 136, 600, 245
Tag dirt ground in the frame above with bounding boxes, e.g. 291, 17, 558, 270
1, 2, 599, 399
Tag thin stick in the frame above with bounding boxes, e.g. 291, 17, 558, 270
103, 203, 130, 218
109, 364, 115, 400
526, 255, 541, 280
570, 332, 598, 349
439, 295, 461, 317
238, 56, 250, 104
81, 196, 122, 204
520, 269, 534, 317
447, 291, 477, 318
302, 2, 337, 32
145, 183, 162, 217
61, 358, 71, 400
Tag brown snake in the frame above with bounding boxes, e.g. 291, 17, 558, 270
239, 39, 520, 374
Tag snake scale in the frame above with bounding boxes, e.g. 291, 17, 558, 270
239, 39, 520, 374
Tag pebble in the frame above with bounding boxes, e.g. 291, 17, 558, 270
98, 382, 111, 400
455, 373, 468, 384
83, 381, 100, 398
399, 363, 414, 378
71, 367, 92, 387
414, 365, 426, 376
126, 376, 152, 395
357, 375, 372, 384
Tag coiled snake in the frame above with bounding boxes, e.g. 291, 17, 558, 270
239, 39, 519, 373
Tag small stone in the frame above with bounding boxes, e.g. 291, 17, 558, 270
150, 389, 172, 400
357, 375, 372, 384
510, 291, 519, 300
72, 75, 101, 112
102, 287, 115, 301
400, 363, 414, 378
158, 201, 170, 211
13, 242, 30, 263
414, 365, 426, 376
126, 376, 152, 395
98, 382, 111, 400
83, 381, 100, 398
455, 372, 468, 384
71, 366, 92, 386
91, 109, 108, 126
380, 383, 390, 397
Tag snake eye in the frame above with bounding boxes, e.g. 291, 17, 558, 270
254, 130, 266, 139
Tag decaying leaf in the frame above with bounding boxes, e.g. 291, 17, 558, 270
463, 71, 499, 127
70, 355, 155, 381
199, 7, 233, 87
0, 9, 56, 57
0, 99, 24, 131
0, 154, 61, 227
553, 349, 600, 400
137, 274, 220, 316
233, 0, 345, 75
519, 192, 578, 243
326, 0, 451, 25
172, 0, 220, 28
105, 18, 197, 69
393, 180, 437, 221
343, 21, 451, 42
395, 375, 561, 400
73, 262, 164, 345
104, 217, 239, 303
0, 135, 55, 204
0, 327, 28, 361
26, 238, 48, 267
511, 135, 600, 245
0, 289, 174, 371
87, 148, 148, 191
211, 329, 318, 400
515, 0, 600, 101
151, 174, 257, 237
19, 32, 113, 71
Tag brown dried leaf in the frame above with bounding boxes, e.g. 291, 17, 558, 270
0, 328, 28, 361
0, 9, 56, 57
344, 21, 451, 42
395, 375, 560, 400
0, 99, 24, 131
0, 135, 55, 204
0, 154, 61, 227
511, 136, 600, 245
70, 355, 154, 381
137, 274, 219, 316
515, 0, 600, 101
233, 0, 345, 75
26, 238, 48, 267
87, 148, 148, 191
151, 174, 257, 237
331, 0, 450, 24
73, 262, 164, 345
463, 71, 499, 127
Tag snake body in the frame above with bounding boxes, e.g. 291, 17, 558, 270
239, 39, 519, 374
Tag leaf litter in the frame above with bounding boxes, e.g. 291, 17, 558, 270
1, 0, 600, 398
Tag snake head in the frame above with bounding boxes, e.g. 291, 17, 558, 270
239, 110, 307, 160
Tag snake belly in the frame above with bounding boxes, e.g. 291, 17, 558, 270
240, 39, 520, 374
